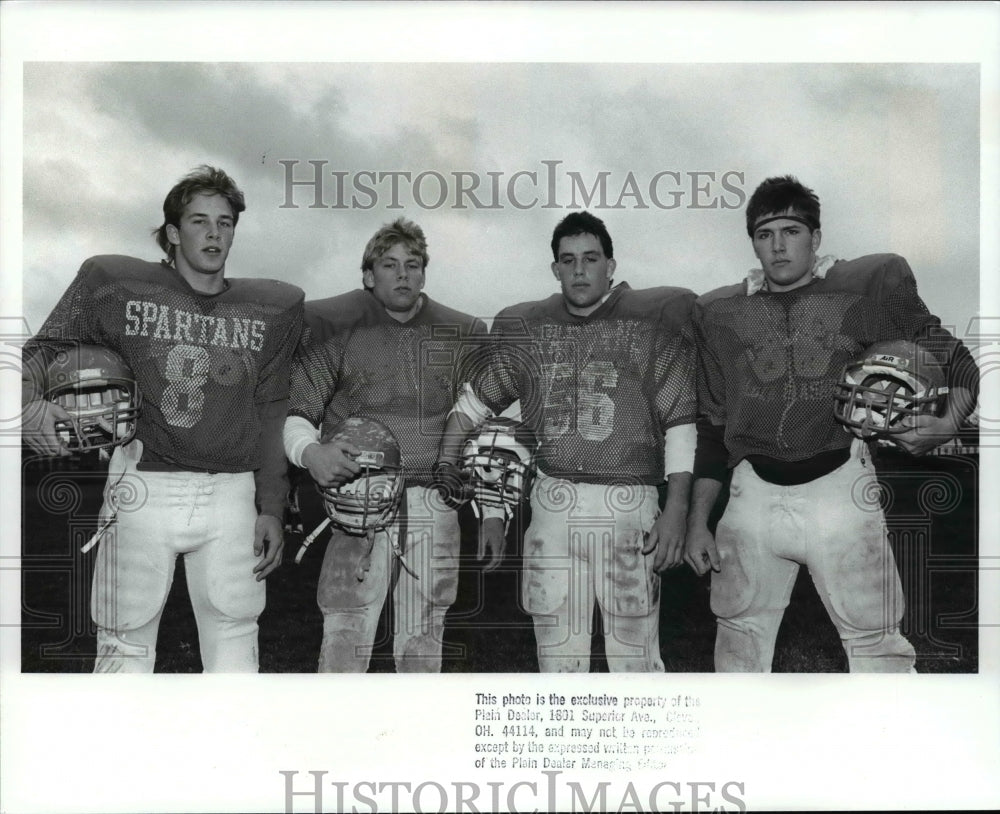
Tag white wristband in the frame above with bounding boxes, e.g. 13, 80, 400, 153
664, 422, 695, 476
283, 415, 321, 468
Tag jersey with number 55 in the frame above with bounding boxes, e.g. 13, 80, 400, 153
23, 255, 304, 472
471, 283, 697, 485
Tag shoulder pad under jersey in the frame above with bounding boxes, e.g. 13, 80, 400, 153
491, 294, 565, 335
616, 285, 696, 324
303, 289, 379, 340
822, 254, 915, 299
79, 255, 165, 283
695, 281, 747, 308
420, 296, 486, 334
226, 277, 304, 312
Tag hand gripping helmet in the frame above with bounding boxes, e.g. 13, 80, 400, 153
319, 417, 405, 535
43, 344, 141, 451
833, 339, 949, 439
459, 417, 538, 515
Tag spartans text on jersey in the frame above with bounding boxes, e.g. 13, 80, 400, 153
123, 300, 266, 351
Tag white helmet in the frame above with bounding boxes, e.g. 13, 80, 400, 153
459, 417, 537, 516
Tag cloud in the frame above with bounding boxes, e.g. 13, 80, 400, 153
21, 62, 980, 335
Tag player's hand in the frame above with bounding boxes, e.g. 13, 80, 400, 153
643, 501, 687, 573
477, 517, 507, 572
684, 523, 720, 576
431, 460, 471, 510
22, 399, 73, 457
891, 414, 961, 456
253, 513, 285, 580
302, 440, 362, 488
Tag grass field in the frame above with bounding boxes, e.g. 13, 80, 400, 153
20, 447, 979, 673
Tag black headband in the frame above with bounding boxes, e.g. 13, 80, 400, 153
752, 213, 816, 232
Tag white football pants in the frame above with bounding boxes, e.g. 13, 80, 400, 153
711, 441, 916, 673
522, 474, 665, 672
91, 441, 264, 673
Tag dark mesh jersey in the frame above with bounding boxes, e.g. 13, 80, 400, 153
288, 290, 488, 487
470, 283, 697, 485
694, 253, 949, 466
24, 255, 304, 472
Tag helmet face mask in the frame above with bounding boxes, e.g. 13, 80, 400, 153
460, 418, 537, 513
833, 340, 949, 439
44, 345, 141, 452
318, 418, 405, 535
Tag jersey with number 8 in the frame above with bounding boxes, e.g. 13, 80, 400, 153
28, 255, 303, 471
471, 284, 697, 484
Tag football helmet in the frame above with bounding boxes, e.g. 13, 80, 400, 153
833, 340, 949, 439
318, 417, 405, 535
43, 344, 141, 451
459, 417, 538, 515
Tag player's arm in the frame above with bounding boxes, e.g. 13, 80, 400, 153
684, 417, 728, 576
435, 313, 502, 475
251, 297, 305, 579
437, 316, 494, 466
21, 266, 99, 457
881, 257, 979, 455
282, 332, 361, 488
894, 335, 978, 455
436, 315, 508, 568
22, 398, 75, 458
684, 301, 728, 575
893, 383, 976, 456
643, 423, 694, 572
253, 397, 291, 580
644, 292, 699, 571
685, 475, 723, 576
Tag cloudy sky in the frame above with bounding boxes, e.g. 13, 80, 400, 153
17, 59, 981, 338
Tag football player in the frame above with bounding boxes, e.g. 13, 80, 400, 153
21, 166, 304, 673
282, 218, 488, 672
684, 175, 978, 672
437, 211, 698, 672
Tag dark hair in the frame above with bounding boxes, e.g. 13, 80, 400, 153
153, 166, 246, 262
550, 211, 614, 260
361, 217, 429, 280
745, 175, 820, 237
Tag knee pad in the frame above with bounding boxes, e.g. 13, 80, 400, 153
596, 526, 659, 617
205, 570, 265, 622
317, 529, 390, 611
823, 516, 905, 632
91, 525, 172, 631
201, 540, 266, 622
709, 518, 755, 620
403, 513, 460, 609
521, 525, 572, 616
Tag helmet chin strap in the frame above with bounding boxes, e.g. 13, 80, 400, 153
295, 517, 331, 564
860, 417, 878, 439
389, 531, 419, 581
355, 528, 377, 582
356, 462, 417, 582
80, 464, 129, 554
